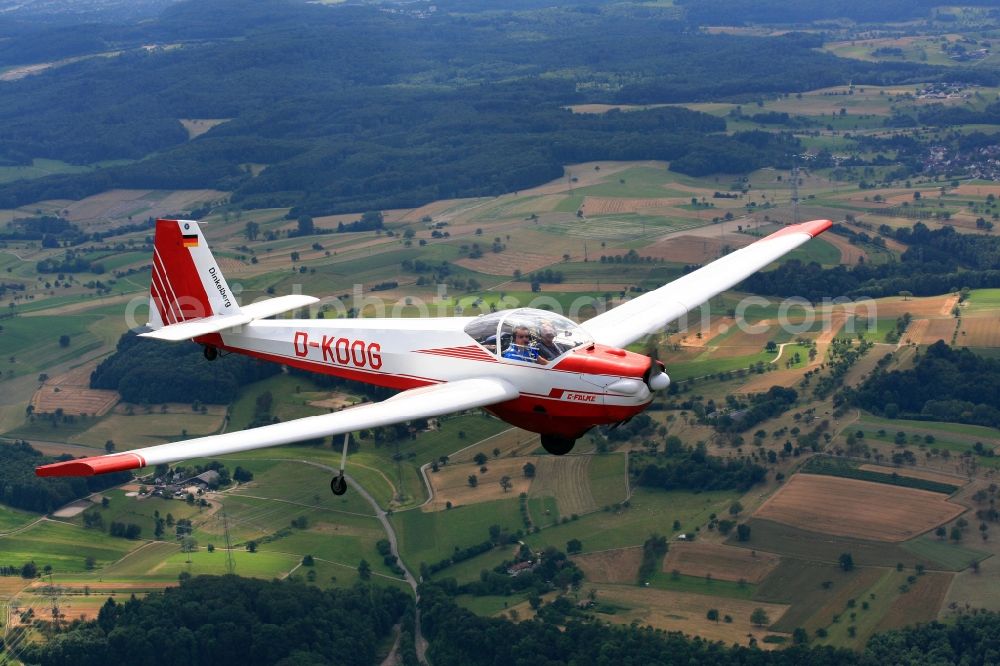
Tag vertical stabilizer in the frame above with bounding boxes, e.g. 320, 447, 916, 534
148, 219, 240, 329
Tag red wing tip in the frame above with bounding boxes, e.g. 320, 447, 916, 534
767, 219, 833, 240
35, 453, 145, 478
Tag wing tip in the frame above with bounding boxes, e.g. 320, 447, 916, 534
767, 218, 833, 240
35, 452, 145, 478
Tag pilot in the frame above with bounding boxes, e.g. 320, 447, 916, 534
536, 322, 562, 361
502, 326, 548, 365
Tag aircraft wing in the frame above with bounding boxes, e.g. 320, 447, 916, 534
581, 219, 832, 349
35, 378, 519, 477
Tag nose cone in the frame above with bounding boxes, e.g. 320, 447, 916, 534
648, 371, 671, 391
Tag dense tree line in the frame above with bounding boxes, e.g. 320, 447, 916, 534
90, 331, 280, 404
714, 386, 798, 433
421, 584, 855, 666
20, 575, 410, 666
743, 223, 1000, 301
24, 571, 1000, 665
866, 612, 1000, 664
0, 1, 988, 216
0, 216, 85, 243
631, 443, 767, 493
0, 440, 130, 513
846, 341, 1000, 428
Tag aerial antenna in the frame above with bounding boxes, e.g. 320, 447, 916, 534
222, 511, 235, 575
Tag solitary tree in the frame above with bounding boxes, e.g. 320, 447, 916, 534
474, 452, 488, 465
523, 462, 536, 478
567, 539, 582, 554
707, 609, 719, 623
245, 221, 260, 241
358, 559, 371, 581
467, 475, 478, 488
750, 607, 770, 627
297, 216, 314, 236
839, 552, 854, 572
499, 475, 512, 493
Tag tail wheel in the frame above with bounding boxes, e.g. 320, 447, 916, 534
331, 475, 347, 496
203, 345, 218, 361
541, 434, 575, 456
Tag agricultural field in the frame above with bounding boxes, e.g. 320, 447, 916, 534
426, 456, 535, 511
754, 559, 884, 634
730, 519, 960, 571
591, 584, 790, 648
663, 543, 782, 584
524, 488, 738, 555
391, 498, 523, 570
0, 520, 138, 573
572, 547, 643, 585
753, 474, 964, 542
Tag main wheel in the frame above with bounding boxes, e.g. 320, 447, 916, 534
541, 434, 575, 456
203, 345, 218, 361
330, 475, 347, 496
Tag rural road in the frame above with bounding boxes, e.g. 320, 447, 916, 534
297, 460, 429, 664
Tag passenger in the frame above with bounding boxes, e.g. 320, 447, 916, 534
536, 322, 562, 361
502, 326, 547, 365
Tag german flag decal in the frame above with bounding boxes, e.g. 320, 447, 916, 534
181, 234, 199, 248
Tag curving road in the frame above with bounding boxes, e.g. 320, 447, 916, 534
297, 460, 428, 664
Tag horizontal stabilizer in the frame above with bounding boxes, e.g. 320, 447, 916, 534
139, 295, 320, 341
240, 295, 320, 320
138, 313, 253, 341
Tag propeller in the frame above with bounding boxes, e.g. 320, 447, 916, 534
643, 339, 671, 392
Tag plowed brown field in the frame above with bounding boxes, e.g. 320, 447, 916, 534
573, 547, 642, 583
644, 235, 753, 264
663, 543, 781, 583
753, 474, 964, 542
529, 455, 596, 516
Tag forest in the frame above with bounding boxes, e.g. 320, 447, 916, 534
19, 576, 411, 666
90, 331, 280, 404
0, 0, 990, 216
845, 341, 1000, 428
0, 440, 130, 513
630, 442, 768, 492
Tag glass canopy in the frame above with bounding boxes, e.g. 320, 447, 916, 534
463, 308, 593, 365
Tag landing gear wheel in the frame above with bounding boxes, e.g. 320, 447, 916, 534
331, 474, 347, 496
203, 345, 218, 361
541, 434, 575, 456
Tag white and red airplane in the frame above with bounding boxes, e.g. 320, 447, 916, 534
36, 217, 831, 493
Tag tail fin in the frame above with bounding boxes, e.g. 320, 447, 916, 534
147, 219, 240, 329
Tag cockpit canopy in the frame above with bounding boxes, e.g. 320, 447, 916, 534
464, 308, 593, 364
